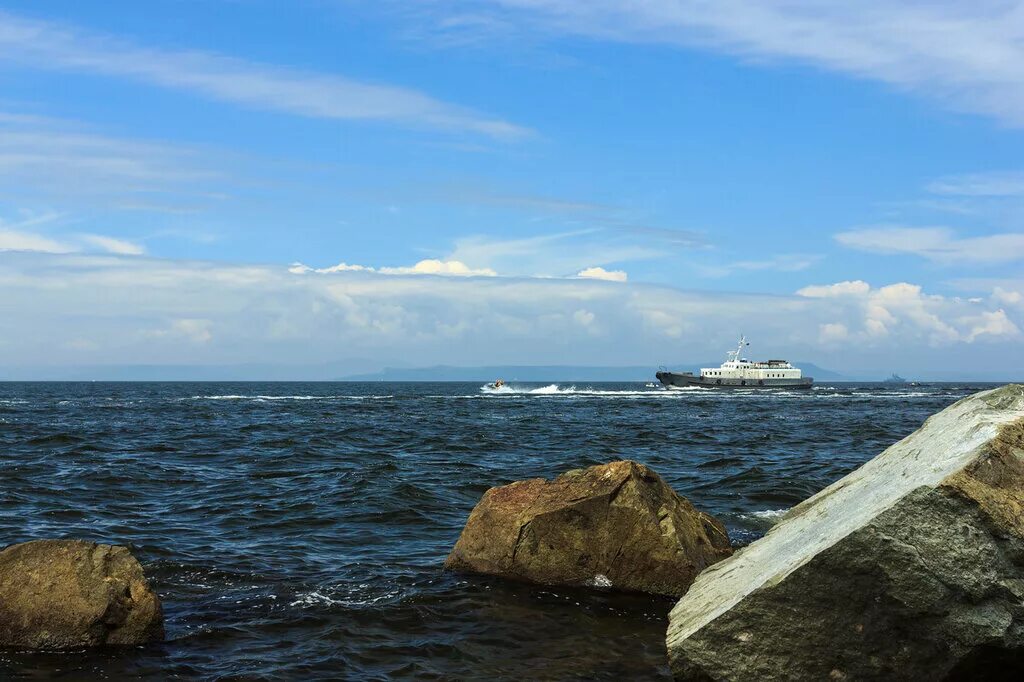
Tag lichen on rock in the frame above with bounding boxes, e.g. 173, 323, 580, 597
445, 460, 732, 597
0, 539, 164, 649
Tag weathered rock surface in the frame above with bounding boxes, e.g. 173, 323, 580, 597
445, 460, 732, 596
667, 384, 1024, 681
0, 539, 164, 649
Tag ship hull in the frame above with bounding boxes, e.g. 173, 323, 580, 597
655, 371, 813, 390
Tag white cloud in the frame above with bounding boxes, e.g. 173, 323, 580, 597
834, 226, 1024, 264
797, 280, 1019, 345
963, 309, 1020, 342
819, 322, 849, 343
926, 171, 1024, 197
380, 259, 496, 276
0, 213, 148, 256
291, 258, 497, 277
0, 253, 1019, 371
0, 10, 526, 139
0, 110, 216, 201
144, 318, 213, 344
80, 234, 145, 255
0, 229, 74, 253
450, 0, 1024, 127
448, 231, 661, 277
0, 211, 74, 253
796, 280, 871, 298
576, 266, 627, 282
697, 253, 820, 278
993, 286, 1023, 307
573, 308, 596, 326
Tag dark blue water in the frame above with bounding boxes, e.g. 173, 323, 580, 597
0, 381, 996, 679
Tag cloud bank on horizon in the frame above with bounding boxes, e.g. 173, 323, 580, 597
0, 1, 1023, 376
1, 251, 1019, 377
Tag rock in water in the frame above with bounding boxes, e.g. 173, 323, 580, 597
667, 384, 1024, 681
0, 539, 164, 649
445, 460, 732, 596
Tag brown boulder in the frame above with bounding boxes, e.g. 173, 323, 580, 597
445, 460, 732, 596
0, 539, 164, 649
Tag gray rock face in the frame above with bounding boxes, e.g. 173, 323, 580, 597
445, 460, 732, 597
0, 539, 164, 649
667, 384, 1024, 681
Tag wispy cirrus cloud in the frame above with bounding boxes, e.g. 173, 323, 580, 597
835, 226, 1024, 264
447, 230, 665, 277
0, 210, 145, 256
926, 171, 1024, 197
80, 234, 146, 256
0, 10, 528, 139
406, 0, 1024, 127
695, 253, 821, 278
430, 185, 708, 247
0, 111, 214, 198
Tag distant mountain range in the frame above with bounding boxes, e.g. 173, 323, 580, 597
340, 362, 851, 382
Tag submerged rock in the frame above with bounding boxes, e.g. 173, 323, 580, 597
445, 460, 732, 597
0, 539, 164, 649
667, 384, 1024, 681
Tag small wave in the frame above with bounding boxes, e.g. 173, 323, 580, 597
187, 395, 392, 401
743, 509, 789, 520
289, 586, 401, 608
289, 590, 344, 607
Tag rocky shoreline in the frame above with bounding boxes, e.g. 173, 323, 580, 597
4, 384, 1023, 681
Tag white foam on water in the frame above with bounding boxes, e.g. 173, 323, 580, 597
289, 590, 342, 607
478, 383, 675, 397
289, 586, 401, 608
742, 508, 789, 521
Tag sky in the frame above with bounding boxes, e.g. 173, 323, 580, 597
1, 1, 1023, 379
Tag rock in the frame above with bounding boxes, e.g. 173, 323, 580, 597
0, 539, 164, 649
445, 460, 732, 597
667, 384, 1024, 681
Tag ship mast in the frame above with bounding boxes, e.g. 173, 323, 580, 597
726, 335, 749, 364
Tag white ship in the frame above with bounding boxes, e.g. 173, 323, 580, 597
655, 336, 813, 390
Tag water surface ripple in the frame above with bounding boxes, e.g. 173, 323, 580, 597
0, 381, 991, 679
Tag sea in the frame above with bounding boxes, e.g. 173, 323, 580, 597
0, 381, 1001, 680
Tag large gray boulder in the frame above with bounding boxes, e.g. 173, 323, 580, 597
667, 384, 1024, 681
445, 460, 732, 597
0, 539, 164, 649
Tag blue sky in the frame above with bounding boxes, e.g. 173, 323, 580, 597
1, 1, 1023, 378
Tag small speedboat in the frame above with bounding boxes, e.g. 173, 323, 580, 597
488, 379, 505, 389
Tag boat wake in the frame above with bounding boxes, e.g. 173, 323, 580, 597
479, 383, 670, 397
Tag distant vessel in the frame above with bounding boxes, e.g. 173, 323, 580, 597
883, 373, 908, 384
656, 336, 813, 390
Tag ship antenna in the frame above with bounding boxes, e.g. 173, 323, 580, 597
728, 334, 745, 363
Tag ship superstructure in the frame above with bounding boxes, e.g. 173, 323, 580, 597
655, 336, 813, 390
